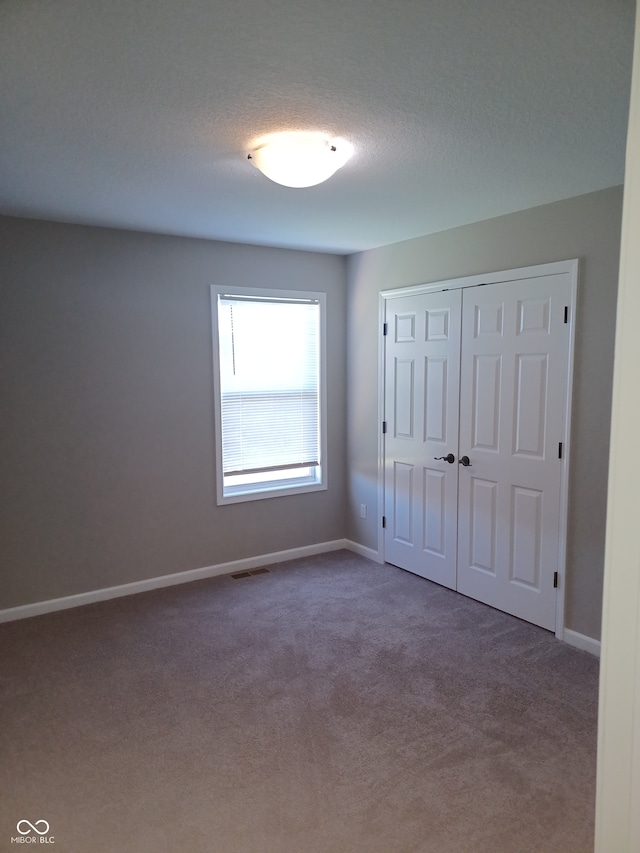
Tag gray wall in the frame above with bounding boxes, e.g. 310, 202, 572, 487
346, 186, 623, 641
0, 217, 347, 609
0, 187, 622, 638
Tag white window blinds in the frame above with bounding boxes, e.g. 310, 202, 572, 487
217, 295, 320, 476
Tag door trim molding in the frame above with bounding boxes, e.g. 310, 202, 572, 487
378, 259, 579, 640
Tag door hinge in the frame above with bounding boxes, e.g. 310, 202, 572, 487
382, 421, 387, 433
558, 442, 563, 459
564, 306, 569, 324
554, 571, 559, 589
382, 516, 386, 528
383, 322, 388, 336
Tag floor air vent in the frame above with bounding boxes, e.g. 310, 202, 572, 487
231, 568, 270, 579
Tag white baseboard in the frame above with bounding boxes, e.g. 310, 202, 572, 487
344, 539, 383, 563
13, 539, 587, 636
0, 539, 350, 624
563, 628, 601, 657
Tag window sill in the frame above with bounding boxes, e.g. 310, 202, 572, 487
217, 479, 327, 506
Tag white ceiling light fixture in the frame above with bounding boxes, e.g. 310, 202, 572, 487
249, 132, 354, 188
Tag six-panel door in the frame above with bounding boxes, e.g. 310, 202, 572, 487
456, 274, 570, 630
383, 290, 462, 589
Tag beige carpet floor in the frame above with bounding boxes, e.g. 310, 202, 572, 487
1, 551, 599, 853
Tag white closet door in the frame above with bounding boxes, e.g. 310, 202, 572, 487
456, 273, 571, 630
383, 289, 461, 589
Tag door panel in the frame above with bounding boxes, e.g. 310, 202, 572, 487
384, 289, 461, 588
424, 357, 448, 442
472, 354, 502, 450
469, 477, 498, 575
423, 468, 446, 556
392, 462, 413, 544
510, 486, 542, 588
394, 359, 415, 438
513, 353, 548, 457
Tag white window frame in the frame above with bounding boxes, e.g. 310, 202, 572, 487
210, 285, 328, 505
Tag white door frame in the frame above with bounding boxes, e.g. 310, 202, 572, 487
595, 3, 640, 844
378, 258, 579, 640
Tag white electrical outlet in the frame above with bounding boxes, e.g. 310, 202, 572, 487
360, 504, 367, 519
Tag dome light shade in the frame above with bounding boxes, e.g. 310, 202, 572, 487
249, 132, 353, 188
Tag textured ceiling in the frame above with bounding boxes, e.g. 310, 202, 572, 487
0, 0, 635, 253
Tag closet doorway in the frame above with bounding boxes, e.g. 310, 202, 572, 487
380, 261, 577, 632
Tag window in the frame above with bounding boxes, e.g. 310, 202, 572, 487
211, 286, 327, 504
